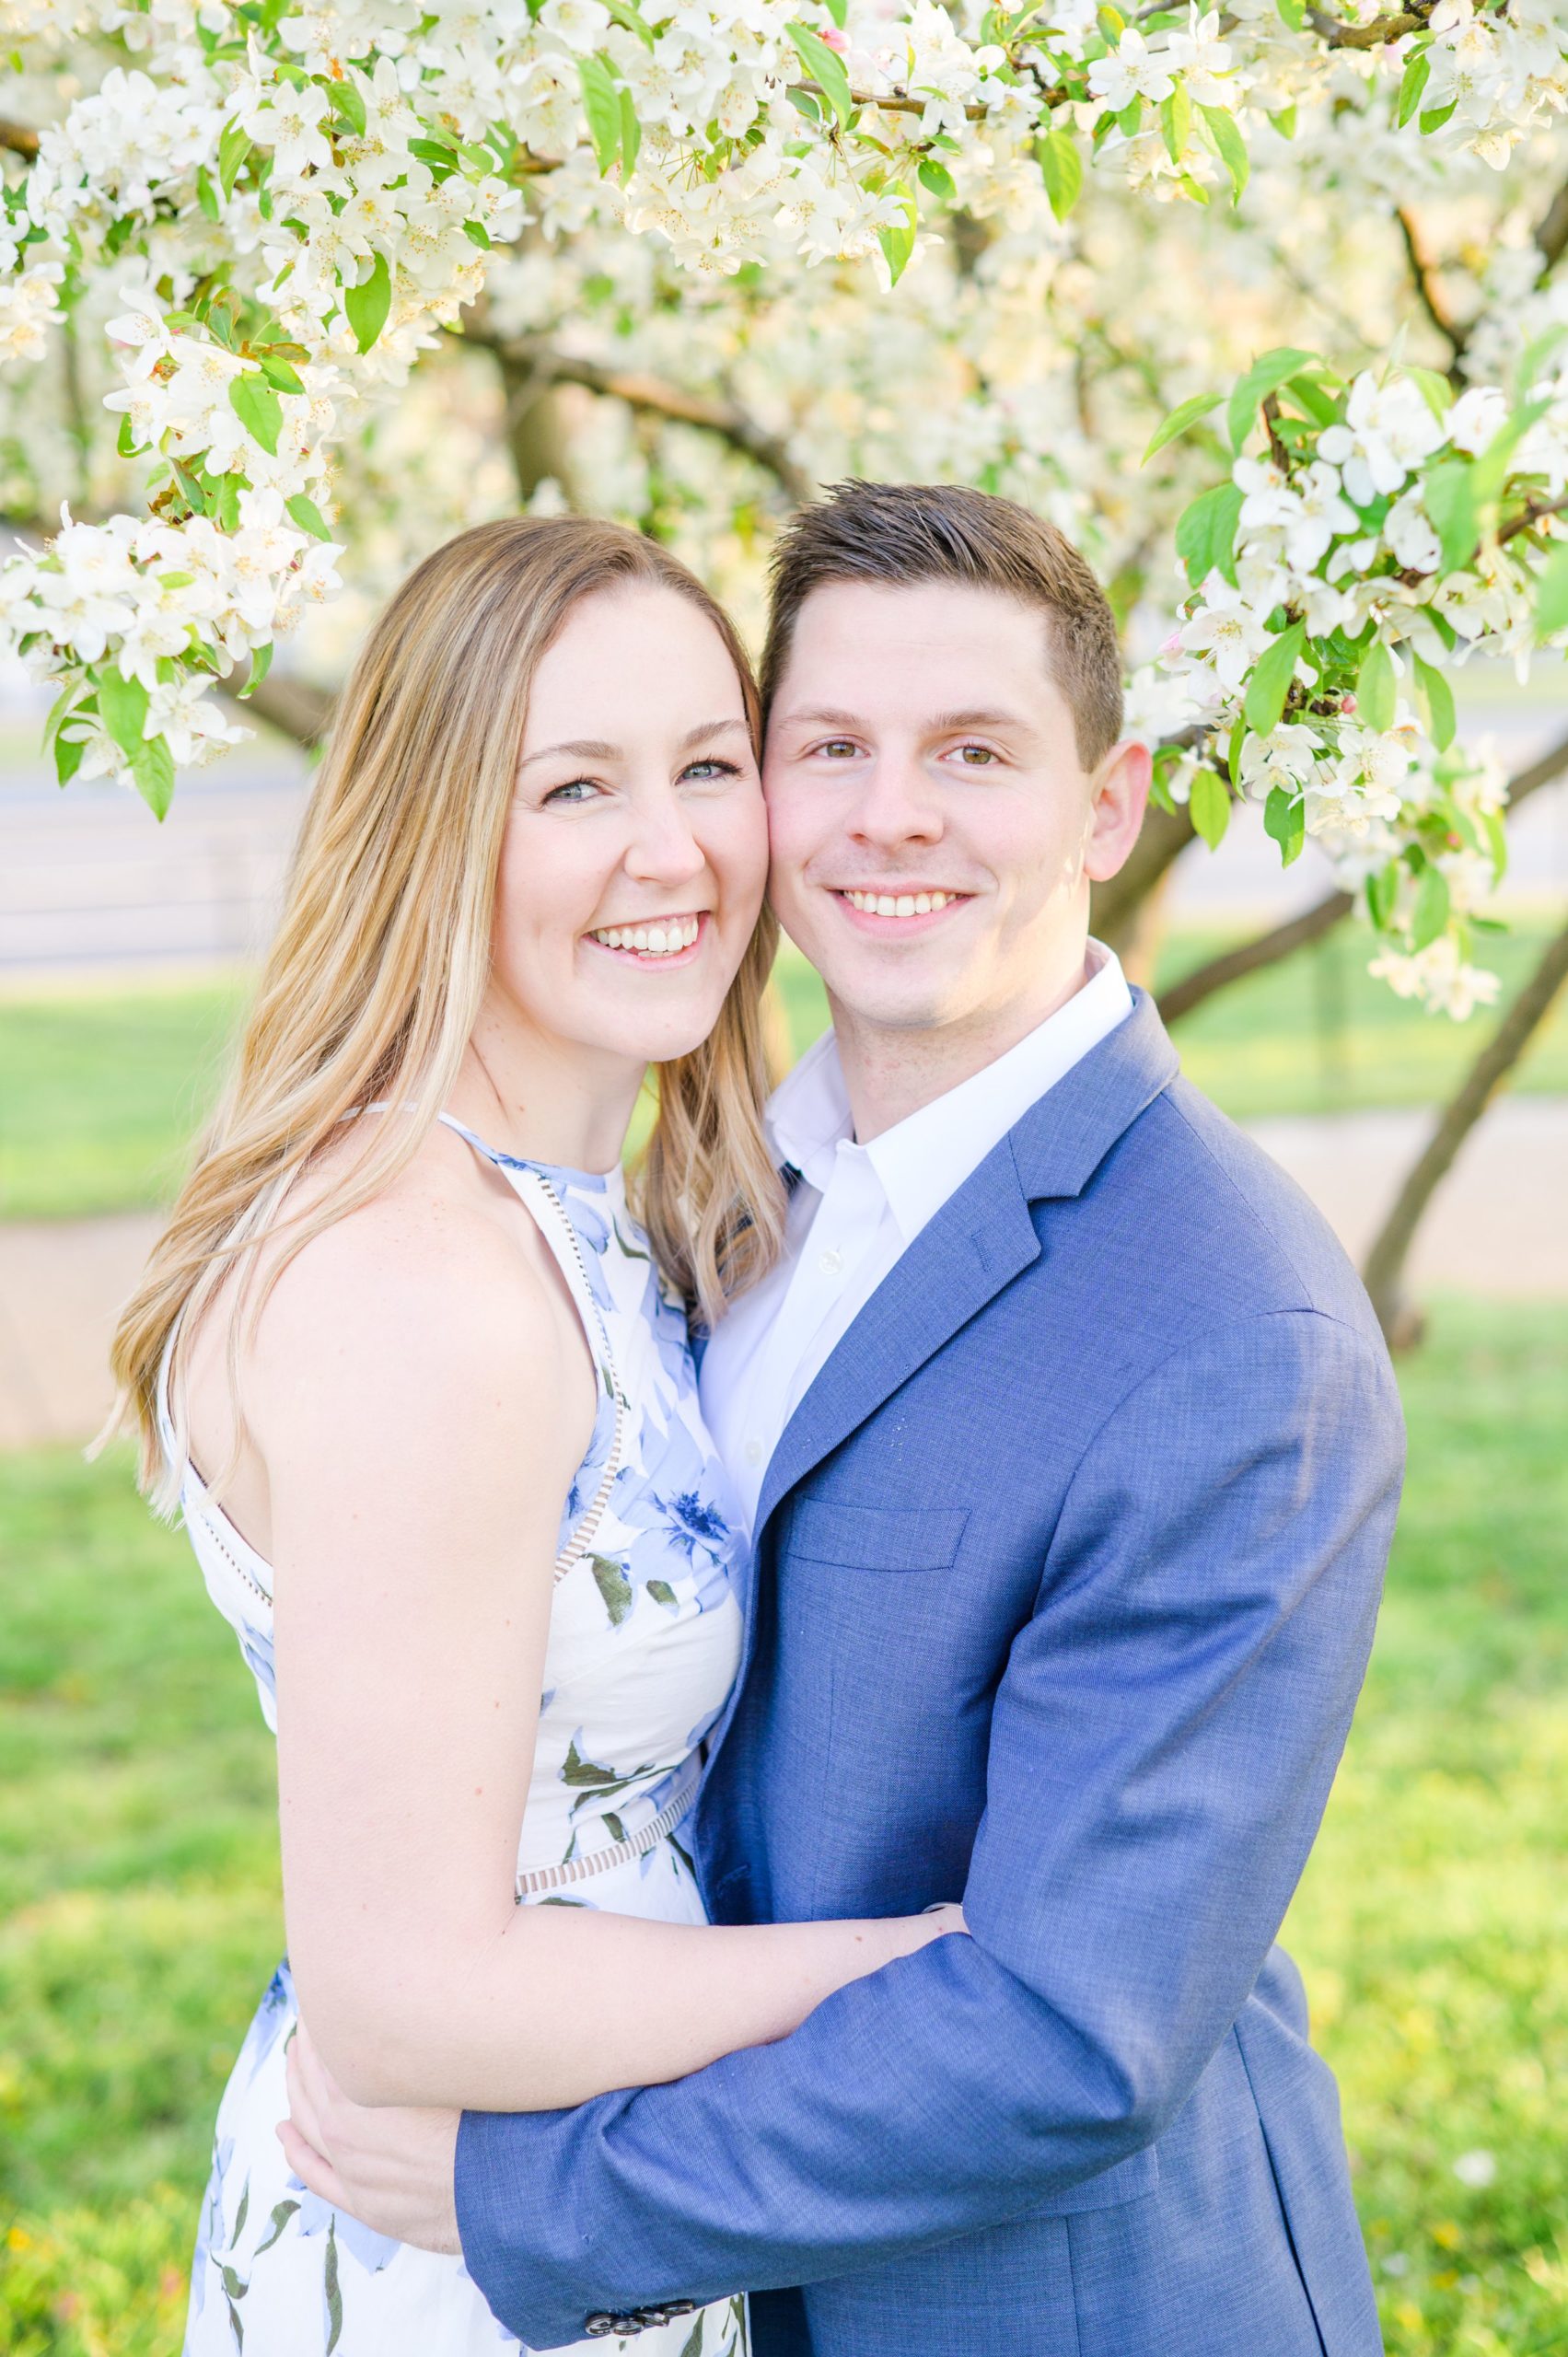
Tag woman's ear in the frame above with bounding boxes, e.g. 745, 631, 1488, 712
1084, 739, 1153, 884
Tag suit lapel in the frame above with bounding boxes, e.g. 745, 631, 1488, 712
750, 991, 1180, 1547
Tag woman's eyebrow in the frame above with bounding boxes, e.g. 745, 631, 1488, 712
519, 716, 748, 771
519, 737, 620, 769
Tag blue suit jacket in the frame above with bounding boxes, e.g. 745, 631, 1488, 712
457, 993, 1403, 2356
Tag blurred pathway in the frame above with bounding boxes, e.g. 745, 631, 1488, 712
1, 1102, 1563, 1450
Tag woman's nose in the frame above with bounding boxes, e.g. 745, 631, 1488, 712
625, 791, 707, 886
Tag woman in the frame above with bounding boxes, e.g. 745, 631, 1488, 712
110, 519, 961, 2357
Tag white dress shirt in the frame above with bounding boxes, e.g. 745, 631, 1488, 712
701, 941, 1133, 1526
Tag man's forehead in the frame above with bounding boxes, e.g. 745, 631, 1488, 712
769, 586, 1065, 733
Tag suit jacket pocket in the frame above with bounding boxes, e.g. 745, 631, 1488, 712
789, 1498, 970, 1573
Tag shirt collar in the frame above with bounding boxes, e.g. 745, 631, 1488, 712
766, 941, 1133, 1240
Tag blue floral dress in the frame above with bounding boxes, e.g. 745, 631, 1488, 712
165, 1116, 750, 2357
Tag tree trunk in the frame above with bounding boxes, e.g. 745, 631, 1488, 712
1362, 908, 1568, 1346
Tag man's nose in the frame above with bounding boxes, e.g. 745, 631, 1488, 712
846, 756, 943, 851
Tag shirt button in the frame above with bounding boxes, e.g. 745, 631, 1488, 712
745, 1438, 764, 1466
819, 1248, 845, 1275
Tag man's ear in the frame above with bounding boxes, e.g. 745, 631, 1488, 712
1084, 739, 1153, 884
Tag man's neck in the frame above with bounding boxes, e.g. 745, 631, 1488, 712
830, 946, 1096, 1144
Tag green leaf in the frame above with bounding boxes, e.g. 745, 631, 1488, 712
1174, 479, 1244, 588
1189, 766, 1231, 850
258, 350, 305, 393
1411, 651, 1456, 749
409, 136, 460, 174
1038, 126, 1083, 222
786, 21, 854, 127
98, 667, 150, 760
1356, 638, 1397, 734
1365, 861, 1398, 931
195, 164, 221, 221
877, 181, 918, 287
54, 728, 87, 786
604, 0, 656, 47
329, 76, 366, 136
254, 2200, 300, 2257
131, 733, 176, 820
1283, 369, 1339, 427
918, 155, 957, 201
1227, 345, 1315, 455
1264, 784, 1306, 865
343, 249, 391, 354
1411, 862, 1450, 951
645, 1578, 678, 1608
285, 492, 332, 540
324, 2221, 343, 2357
228, 372, 284, 456
1243, 618, 1306, 736
1396, 46, 1430, 128
462, 215, 492, 246
1274, 0, 1304, 24
1159, 80, 1191, 165
1536, 540, 1568, 636
1143, 389, 1223, 465
590, 1553, 633, 1628
238, 640, 273, 699
217, 120, 252, 197
579, 53, 622, 173
562, 1736, 621, 1789
1199, 102, 1248, 203
1406, 364, 1452, 422
1419, 99, 1457, 134
1422, 459, 1476, 575
824, 0, 848, 21
618, 86, 641, 175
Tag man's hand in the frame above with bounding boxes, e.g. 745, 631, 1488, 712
279, 2019, 462, 2255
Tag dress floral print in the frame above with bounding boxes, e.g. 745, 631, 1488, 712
165, 1117, 750, 2357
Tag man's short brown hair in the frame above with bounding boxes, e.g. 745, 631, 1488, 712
761, 479, 1124, 768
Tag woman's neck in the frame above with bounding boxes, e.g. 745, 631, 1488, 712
446, 1004, 645, 1176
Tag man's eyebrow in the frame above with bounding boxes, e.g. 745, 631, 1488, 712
925, 706, 1033, 735
772, 705, 865, 731
519, 716, 748, 770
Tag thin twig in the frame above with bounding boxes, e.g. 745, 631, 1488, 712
463, 327, 813, 505
1395, 204, 1469, 377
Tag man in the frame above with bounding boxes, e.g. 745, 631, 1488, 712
285, 481, 1403, 2355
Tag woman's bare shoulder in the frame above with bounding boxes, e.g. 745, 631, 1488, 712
247, 1127, 578, 1450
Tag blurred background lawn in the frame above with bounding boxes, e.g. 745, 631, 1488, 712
5, 917, 1568, 1220
2, 930, 1566, 2356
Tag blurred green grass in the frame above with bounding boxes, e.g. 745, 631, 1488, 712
4, 916, 1565, 1221
1, 1301, 1564, 2354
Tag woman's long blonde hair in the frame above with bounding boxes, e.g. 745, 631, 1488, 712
110, 517, 785, 1509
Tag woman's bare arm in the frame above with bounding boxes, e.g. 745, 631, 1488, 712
253, 1183, 958, 2115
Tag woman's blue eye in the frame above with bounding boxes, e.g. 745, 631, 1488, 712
682, 757, 740, 783
543, 778, 598, 805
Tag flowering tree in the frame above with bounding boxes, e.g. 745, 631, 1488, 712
5, 0, 1568, 1327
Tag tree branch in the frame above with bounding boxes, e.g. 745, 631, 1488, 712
461, 328, 814, 505
1156, 722, 1568, 1025
1157, 888, 1353, 1024
1307, 7, 1425, 48
221, 665, 335, 749
1362, 904, 1568, 1344
1396, 203, 1468, 378
0, 117, 40, 159
1535, 178, 1568, 278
